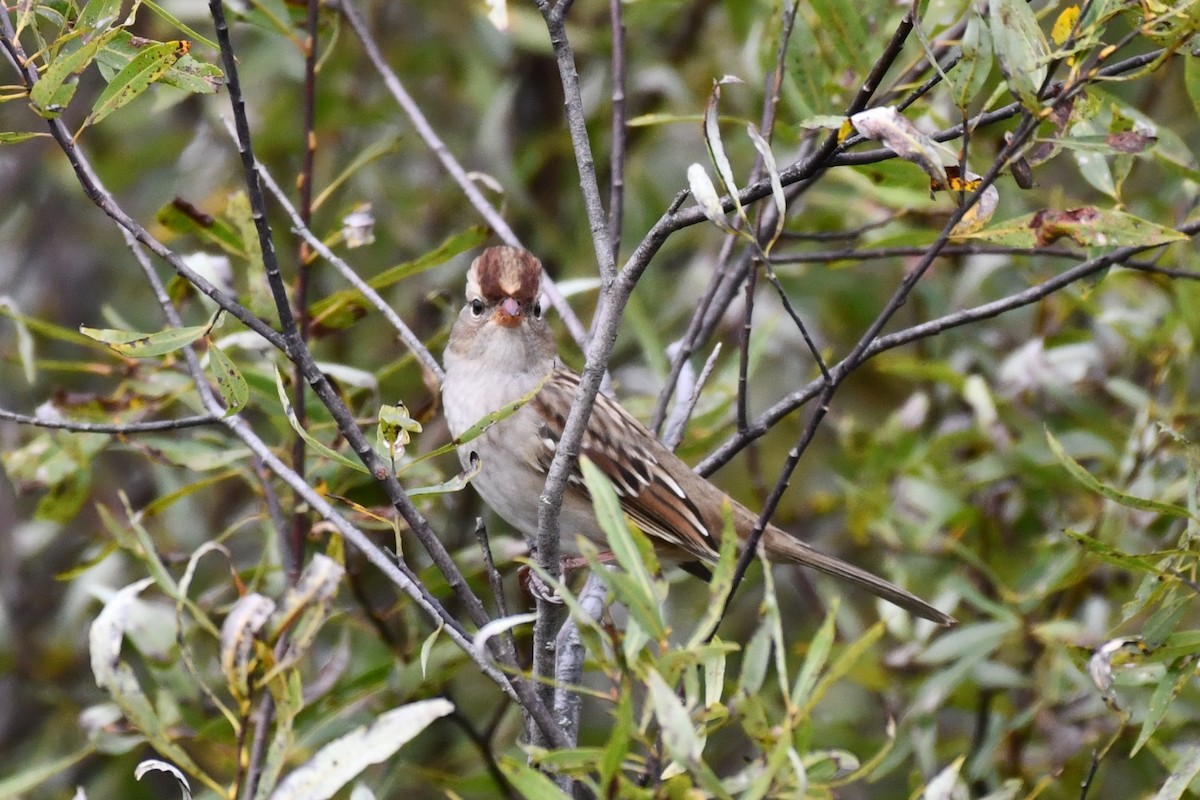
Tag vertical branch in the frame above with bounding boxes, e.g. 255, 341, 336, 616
536, 0, 616, 283
607, 0, 627, 265
208, 0, 298, 346
287, 0, 322, 586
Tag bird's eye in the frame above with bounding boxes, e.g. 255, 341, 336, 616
532, 300, 543, 319
469, 298, 484, 317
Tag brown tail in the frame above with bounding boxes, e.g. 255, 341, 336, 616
762, 527, 955, 626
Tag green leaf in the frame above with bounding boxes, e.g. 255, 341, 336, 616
95, 31, 223, 94
140, 0, 220, 51
580, 457, 665, 638
208, 342, 248, 416
0, 132, 49, 143
1063, 530, 1192, 581
401, 374, 548, 471
0, 295, 36, 383
29, 29, 118, 117
134, 436, 251, 471
791, 602, 838, 702
1187, 50, 1200, 119
646, 668, 702, 764
85, 40, 190, 128
599, 687, 634, 793
253, 669, 302, 800
79, 321, 210, 358
964, 207, 1188, 248
419, 623, 443, 680
273, 365, 369, 474
155, 198, 246, 257
497, 759, 571, 799
989, 0, 1050, 110
226, 191, 274, 319
1132, 656, 1193, 755
1047, 429, 1193, 518
685, 501, 739, 648
1153, 742, 1200, 800
0, 746, 93, 799
915, 619, 1019, 665
739, 615, 772, 696
406, 455, 481, 497
76, 0, 123, 32
956, 5, 994, 108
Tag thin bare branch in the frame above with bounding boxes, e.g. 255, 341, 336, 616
336, 0, 590, 350
537, 2, 616, 285
607, 0, 627, 266
0, 409, 219, 432
255, 159, 446, 381
663, 342, 722, 452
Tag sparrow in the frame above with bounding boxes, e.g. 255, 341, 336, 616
441, 245, 954, 625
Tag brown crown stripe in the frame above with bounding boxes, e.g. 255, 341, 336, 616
472, 246, 542, 305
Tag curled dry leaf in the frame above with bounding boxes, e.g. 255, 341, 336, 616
219, 593, 276, 701
850, 106, 948, 185
134, 759, 192, 800
933, 166, 1000, 237
1088, 636, 1149, 709
687, 163, 730, 229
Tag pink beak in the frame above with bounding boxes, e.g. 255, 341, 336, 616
493, 296, 523, 328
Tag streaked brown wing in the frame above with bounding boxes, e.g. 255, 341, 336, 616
531, 369, 719, 563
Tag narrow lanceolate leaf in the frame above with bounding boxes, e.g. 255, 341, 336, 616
85, 40, 191, 127
703, 79, 745, 225
989, 0, 1050, 110
1047, 430, 1193, 518
0, 295, 36, 383
1132, 657, 1193, 755
29, 29, 119, 117
407, 454, 482, 497
0, 132, 48, 144
581, 457, 664, 637
402, 374, 549, 471
207, 342, 248, 416
791, 601, 837, 703
80, 313, 215, 358
1152, 742, 1200, 800
956, 5, 994, 109
273, 365, 369, 474
686, 501, 739, 648
646, 668, 703, 764
497, 759, 572, 800
267, 699, 454, 800
746, 123, 786, 249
